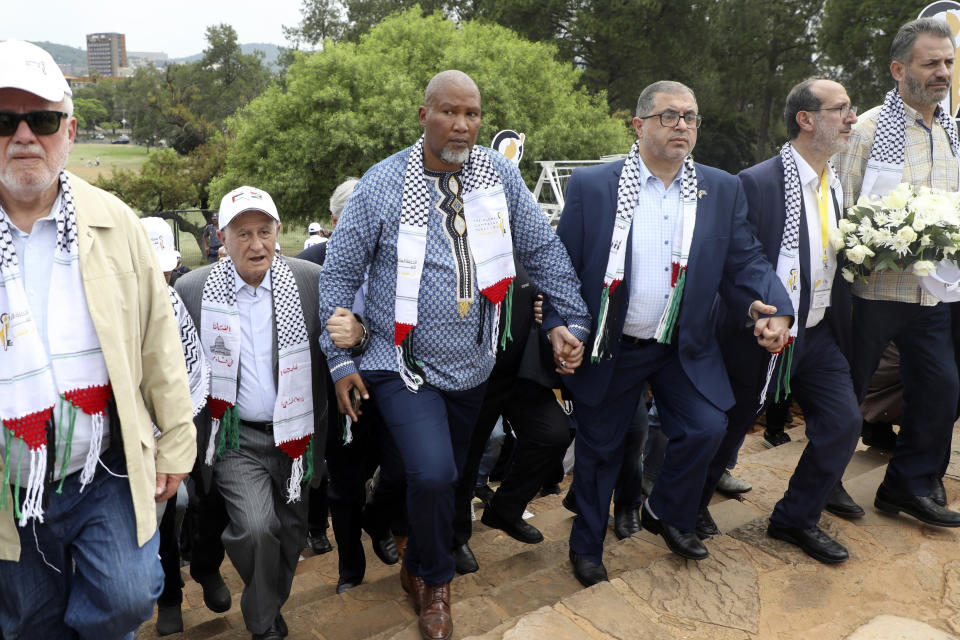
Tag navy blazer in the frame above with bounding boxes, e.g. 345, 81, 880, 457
718, 155, 852, 381
544, 158, 792, 411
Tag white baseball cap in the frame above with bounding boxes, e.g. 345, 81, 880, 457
140, 217, 178, 272
308, 221, 321, 234
218, 185, 280, 230
0, 40, 72, 102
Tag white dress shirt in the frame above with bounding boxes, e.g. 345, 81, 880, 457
621, 155, 682, 339
234, 269, 278, 421
790, 146, 840, 328
3, 195, 110, 479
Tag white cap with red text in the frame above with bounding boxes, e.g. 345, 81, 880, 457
0, 40, 72, 102
140, 217, 178, 272
218, 185, 280, 229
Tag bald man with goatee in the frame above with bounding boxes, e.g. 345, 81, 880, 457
318, 70, 590, 640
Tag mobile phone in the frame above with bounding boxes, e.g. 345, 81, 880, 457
350, 387, 362, 414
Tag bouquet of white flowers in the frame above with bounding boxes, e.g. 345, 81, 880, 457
834, 182, 960, 283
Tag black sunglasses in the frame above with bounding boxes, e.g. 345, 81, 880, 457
0, 111, 69, 137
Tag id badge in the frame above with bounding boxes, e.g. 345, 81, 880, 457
812, 282, 832, 309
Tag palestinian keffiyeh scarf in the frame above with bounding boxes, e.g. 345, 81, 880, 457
862, 88, 960, 198
395, 137, 516, 391
0, 171, 111, 526
200, 255, 314, 502
169, 285, 208, 416
759, 144, 841, 406
591, 141, 698, 361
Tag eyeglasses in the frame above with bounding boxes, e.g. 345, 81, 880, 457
0, 111, 69, 137
807, 104, 857, 118
639, 110, 703, 129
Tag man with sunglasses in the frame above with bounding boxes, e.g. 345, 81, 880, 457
543, 80, 792, 584
0, 41, 197, 639
698, 78, 862, 564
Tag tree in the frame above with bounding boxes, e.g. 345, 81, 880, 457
283, 0, 348, 47
819, 0, 926, 109
73, 97, 108, 131
211, 8, 632, 225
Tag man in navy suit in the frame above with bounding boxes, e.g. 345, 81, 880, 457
543, 80, 793, 585
698, 78, 862, 563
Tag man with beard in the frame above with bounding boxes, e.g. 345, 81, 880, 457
834, 18, 960, 527
0, 41, 196, 637
318, 70, 590, 640
698, 78, 862, 563
544, 80, 792, 584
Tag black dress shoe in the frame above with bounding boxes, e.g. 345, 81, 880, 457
252, 620, 284, 640
932, 478, 948, 508
540, 483, 562, 496
640, 503, 708, 560
766, 522, 849, 564
562, 486, 578, 514
875, 483, 960, 527
453, 542, 479, 574
474, 484, 495, 507
156, 603, 183, 636
568, 548, 608, 587
336, 578, 361, 594
861, 420, 897, 450
695, 507, 720, 540
613, 504, 641, 540
195, 572, 232, 613
824, 483, 865, 519
481, 507, 544, 543
366, 530, 399, 565
307, 529, 333, 555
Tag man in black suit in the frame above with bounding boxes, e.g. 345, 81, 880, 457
699, 78, 862, 563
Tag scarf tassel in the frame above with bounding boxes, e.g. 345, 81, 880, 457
395, 328, 426, 392
656, 266, 687, 344
590, 281, 621, 362
209, 404, 239, 463
499, 282, 515, 352
18, 445, 47, 526
282, 435, 314, 503
758, 338, 796, 407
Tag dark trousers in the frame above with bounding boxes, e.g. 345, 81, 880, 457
569, 341, 726, 563
363, 370, 486, 586
184, 475, 228, 585
851, 298, 958, 495
701, 323, 861, 528
325, 399, 406, 584
454, 377, 571, 546
616, 398, 649, 509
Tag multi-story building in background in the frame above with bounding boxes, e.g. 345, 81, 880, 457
86, 32, 126, 77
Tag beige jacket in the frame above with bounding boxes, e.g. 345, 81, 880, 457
0, 172, 196, 561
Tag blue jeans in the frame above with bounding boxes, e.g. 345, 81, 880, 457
0, 450, 163, 640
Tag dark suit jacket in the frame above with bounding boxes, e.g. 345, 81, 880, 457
174, 256, 327, 489
544, 158, 792, 411
718, 155, 852, 385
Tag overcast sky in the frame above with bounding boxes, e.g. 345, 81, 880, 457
2, 0, 305, 58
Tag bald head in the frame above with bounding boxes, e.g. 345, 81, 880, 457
424, 70, 480, 107
418, 70, 482, 172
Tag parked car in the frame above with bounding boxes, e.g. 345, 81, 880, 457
111, 135, 130, 144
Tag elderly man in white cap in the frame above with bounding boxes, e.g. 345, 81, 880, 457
0, 41, 196, 639
174, 186, 327, 640
303, 221, 326, 250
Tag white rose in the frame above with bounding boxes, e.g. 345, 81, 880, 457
911, 191, 955, 226
912, 260, 937, 276
841, 268, 855, 283
837, 218, 857, 235
883, 183, 913, 209
896, 226, 918, 244
846, 244, 875, 265
921, 234, 933, 247
829, 228, 846, 251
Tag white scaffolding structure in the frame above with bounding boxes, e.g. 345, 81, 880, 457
532, 156, 626, 225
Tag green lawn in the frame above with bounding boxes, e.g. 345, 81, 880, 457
68, 142, 149, 182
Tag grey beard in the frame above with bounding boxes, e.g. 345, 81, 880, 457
440, 146, 471, 166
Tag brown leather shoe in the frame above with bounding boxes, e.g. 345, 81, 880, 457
419, 581, 453, 640
400, 563, 426, 614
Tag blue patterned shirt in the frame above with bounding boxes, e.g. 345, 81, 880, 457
318, 145, 591, 391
